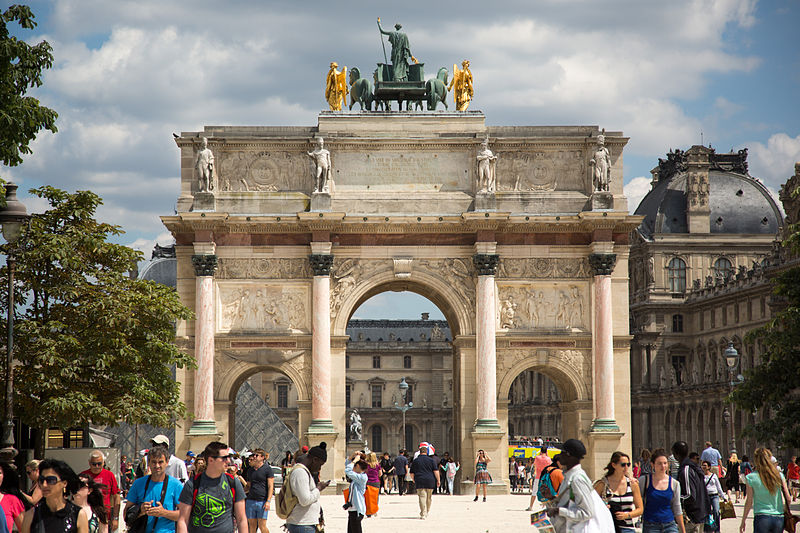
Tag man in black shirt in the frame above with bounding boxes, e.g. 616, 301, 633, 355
392, 450, 409, 496
244, 448, 274, 533
672, 441, 710, 533
410, 445, 440, 519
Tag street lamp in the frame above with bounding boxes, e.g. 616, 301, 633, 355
0, 183, 30, 461
721, 342, 743, 457
394, 377, 413, 450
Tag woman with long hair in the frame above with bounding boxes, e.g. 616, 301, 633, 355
0, 461, 30, 531
739, 447, 792, 533
23, 460, 42, 507
640, 449, 653, 476
638, 449, 685, 533
193, 456, 206, 477
725, 452, 742, 503
701, 460, 726, 532
364, 452, 381, 517
473, 450, 492, 502
73, 476, 107, 533
21, 459, 89, 533
594, 451, 643, 533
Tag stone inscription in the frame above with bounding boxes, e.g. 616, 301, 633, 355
333, 151, 471, 190
217, 283, 309, 332
496, 150, 586, 192
217, 150, 311, 192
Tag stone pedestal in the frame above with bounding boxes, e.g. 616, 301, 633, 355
589, 191, 613, 210
190, 254, 218, 435
306, 431, 339, 489
587, 430, 625, 480
346, 439, 368, 456
589, 253, 619, 432
474, 191, 496, 211
193, 192, 216, 211
469, 430, 508, 495
310, 191, 331, 212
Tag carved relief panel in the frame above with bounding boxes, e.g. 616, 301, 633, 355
216, 282, 310, 333
217, 258, 312, 279
495, 150, 587, 192
216, 150, 312, 192
497, 257, 591, 279
497, 282, 589, 331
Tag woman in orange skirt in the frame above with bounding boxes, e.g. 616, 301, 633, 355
365, 452, 382, 516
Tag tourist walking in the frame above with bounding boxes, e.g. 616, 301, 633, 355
280, 443, 330, 533
700, 442, 723, 477
526, 446, 552, 510
473, 450, 492, 502
443, 458, 459, 495
638, 449, 686, 533
593, 451, 643, 533
22, 460, 42, 507
79, 451, 120, 533
364, 452, 381, 517
724, 452, 742, 503
21, 459, 89, 533
151, 435, 189, 484
392, 450, 408, 496
437, 453, 451, 494
280, 451, 294, 479
739, 447, 792, 533
409, 444, 439, 519
74, 475, 108, 533
508, 457, 518, 493
126, 447, 182, 533
344, 453, 367, 533
176, 441, 247, 533
787, 456, 799, 502
701, 460, 725, 532
379, 453, 393, 495
672, 441, 710, 533
244, 448, 274, 533
640, 449, 654, 476
0, 462, 29, 532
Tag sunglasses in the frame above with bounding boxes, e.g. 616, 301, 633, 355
618, 462, 631, 467
90, 462, 103, 467
41, 476, 62, 485
212, 455, 231, 461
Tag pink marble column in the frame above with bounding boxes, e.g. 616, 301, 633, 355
589, 253, 619, 431
474, 254, 500, 429
190, 254, 218, 434
309, 254, 334, 432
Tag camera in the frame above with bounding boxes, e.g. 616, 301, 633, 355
342, 502, 352, 511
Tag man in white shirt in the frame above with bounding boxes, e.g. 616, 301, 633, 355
286, 443, 330, 533
546, 439, 595, 533
151, 435, 189, 483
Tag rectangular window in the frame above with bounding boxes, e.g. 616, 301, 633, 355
672, 314, 683, 333
67, 429, 84, 448
747, 299, 753, 321
710, 308, 716, 328
699, 311, 704, 331
47, 428, 64, 449
277, 384, 288, 408
345, 385, 351, 409
371, 384, 382, 408
722, 305, 728, 326
403, 355, 412, 369
760, 297, 766, 317
345, 355, 350, 369
734, 303, 740, 323
372, 355, 381, 369
405, 384, 413, 405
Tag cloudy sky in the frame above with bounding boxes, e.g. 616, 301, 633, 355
3, 0, 799, 319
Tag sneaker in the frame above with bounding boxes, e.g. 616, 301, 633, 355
473, 496, 478, 502
483, 497, 487, 502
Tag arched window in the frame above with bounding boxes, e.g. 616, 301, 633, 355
713, 257, 733, 280
371, 425, 383, 453
668, 258, 687, 293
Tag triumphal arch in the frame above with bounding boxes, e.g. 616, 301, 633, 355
163, 111, 640, 486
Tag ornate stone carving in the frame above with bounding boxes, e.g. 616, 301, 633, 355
430, 323, 446, 341
590, 133, 611, 192
473, 254, 499, 276
498, 284, 587, 330
217, 285, 309, 332
216, 258, 312, 279
588, 253, 617, 276
195, 137, 215, 193
309, 254, 334, 276
329, 259, 392, 316
192, 254, 218, 277
498, 297, 517, 329
476, 138, 498, 193
417, 258, 476, 309
497, 258, 591, 279
495, 150, 584, 192
217, 150, 309, 192
307, 137, 332, 193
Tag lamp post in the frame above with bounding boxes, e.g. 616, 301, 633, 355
722, 342, 743, 457
394, 377, 413, 450
0, 183, 29, 461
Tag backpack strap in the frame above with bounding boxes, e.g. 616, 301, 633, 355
147, 475, 170, 533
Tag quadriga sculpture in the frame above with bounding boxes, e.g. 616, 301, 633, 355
348, 67, 373, 111
426, 67, 449, 111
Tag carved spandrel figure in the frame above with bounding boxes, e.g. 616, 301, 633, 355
590, 133, 612, 192
377, 18, 417, 81
325, 62, 348, 111
307, 137, 332, 193
449, 60, 474, 111
499, 297, 516, 329
194, 137, 215, 193
566, 286, 584, 328
476, 138, 498, 193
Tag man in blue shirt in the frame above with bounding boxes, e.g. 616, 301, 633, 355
392, 450, 409, 496
700, 441, 723, 476
126, 447, 184, 533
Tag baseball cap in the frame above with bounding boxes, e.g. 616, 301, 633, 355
151, 435, 170, 446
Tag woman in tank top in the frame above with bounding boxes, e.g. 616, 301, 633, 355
73, 476, 107, 533
594, 452, 643, 533
21, 459, 88, 533
638, 450, 686, 533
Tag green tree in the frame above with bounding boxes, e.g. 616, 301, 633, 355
1, 186, 193, 457
730, 184, 800, 449
0, 4, 58, 169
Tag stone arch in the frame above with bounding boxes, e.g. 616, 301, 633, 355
217, 355, 311, 405
497, 352, 589, 403
331, 268, 474, 337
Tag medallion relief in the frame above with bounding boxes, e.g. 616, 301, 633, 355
495, 150, 585, 192
217, 283, 309, 332
498, 258, 591, 279
497, 283, 588, 331
216, 258, 312, 279
217, 150, 311, 192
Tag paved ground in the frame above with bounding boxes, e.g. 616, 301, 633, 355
252, 491, 800, 533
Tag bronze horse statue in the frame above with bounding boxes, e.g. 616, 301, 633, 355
426, 67, 449, 111
349, 67, 373, 111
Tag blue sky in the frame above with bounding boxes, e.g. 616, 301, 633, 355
3, 0, 799, 319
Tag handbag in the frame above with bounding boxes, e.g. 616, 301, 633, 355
720, 500, 736, 519
785, 510, 800, 533
126, 475, 170, 533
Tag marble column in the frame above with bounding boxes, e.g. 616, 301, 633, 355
189, 254, 218, 434
308, 254, 335, 433
589, 253, 620, 431
473, 253, 501, 429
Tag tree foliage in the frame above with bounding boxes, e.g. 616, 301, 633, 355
0, 186, 194, 439
0, 5, 58, 168
731, 184, 800, 449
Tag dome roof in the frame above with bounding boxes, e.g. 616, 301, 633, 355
635, 165, 782, 239
139, 257, 177, 288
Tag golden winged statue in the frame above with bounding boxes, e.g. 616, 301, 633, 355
448, 60, 474, 111
325, 62, 349, 111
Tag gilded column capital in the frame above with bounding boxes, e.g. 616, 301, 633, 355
588, 253, 617, 276
309, 254, 334, 276
473, 254, 499, 276
191, 254, 218, 277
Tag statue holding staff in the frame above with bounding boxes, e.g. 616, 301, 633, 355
377, 17, 418, 81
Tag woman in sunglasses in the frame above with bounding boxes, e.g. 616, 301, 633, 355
21, 459, 88, 533
22, 460, 42, 507
594, 451, 643, 533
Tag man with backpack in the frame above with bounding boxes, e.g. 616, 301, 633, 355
672, 441, 710, 533
526, 445, 553, 511
176, 441, 247, 533
276, 442, 330, 533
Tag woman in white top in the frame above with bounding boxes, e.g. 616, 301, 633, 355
701, 460, 726, 532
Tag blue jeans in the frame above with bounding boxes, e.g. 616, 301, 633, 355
286, 525, 317, 533
753, 514, 784, 533
642, 521, 679, 533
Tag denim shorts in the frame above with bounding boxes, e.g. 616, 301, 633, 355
245, 499, 269, 519
642, 521, 679, 533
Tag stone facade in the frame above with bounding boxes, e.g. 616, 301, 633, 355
162, 112, 640, 486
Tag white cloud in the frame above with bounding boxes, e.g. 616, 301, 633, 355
624, 177, 653, 214
746, 133, 800, 188
128, 231, 174, 258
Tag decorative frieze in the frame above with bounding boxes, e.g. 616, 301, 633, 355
192, 254, 218, 277
498, 257, 591, 279
216, 258, 312, 279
